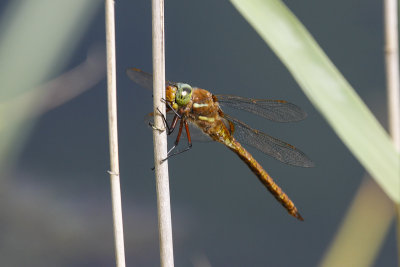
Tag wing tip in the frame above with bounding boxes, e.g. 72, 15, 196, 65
303, 159, 315, 168
284, 157, 315, 168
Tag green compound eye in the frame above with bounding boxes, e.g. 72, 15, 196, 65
175, 83, 193, 106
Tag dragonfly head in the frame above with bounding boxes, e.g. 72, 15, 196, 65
175, 83, 193, 107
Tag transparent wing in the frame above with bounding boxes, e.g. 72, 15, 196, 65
223, 114, 314, 167
216, 94, 307, 122
126, 68, 175, 90
126, 70, 307, 122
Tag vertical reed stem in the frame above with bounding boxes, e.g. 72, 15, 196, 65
383, 0, 400, 264
105, 0, 126, 266
152, 0, 174, 266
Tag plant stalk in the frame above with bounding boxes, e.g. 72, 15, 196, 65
383, 0, 400, 264
105, 0, 126, 266
152, 0, 174, 266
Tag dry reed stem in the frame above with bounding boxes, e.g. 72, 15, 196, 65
383, 0, 400, 263
152, 0, 174, 266
105, 0, 126, 266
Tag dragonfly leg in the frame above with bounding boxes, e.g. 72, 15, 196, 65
161, 120, 192, 162
148, 107, 166, 132
149, 107, 180, 134
150, 112, 182, 170
149, 123, 165, 132
161, 98, 181, 118
162, 119, 184, 161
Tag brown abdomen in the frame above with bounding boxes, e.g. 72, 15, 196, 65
228, 137, 304, 221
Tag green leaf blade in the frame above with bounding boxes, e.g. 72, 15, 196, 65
231, 0, 400, 203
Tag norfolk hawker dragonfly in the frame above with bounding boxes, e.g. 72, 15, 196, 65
127, 68, 314, 221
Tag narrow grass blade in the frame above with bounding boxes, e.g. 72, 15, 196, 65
230, 0, 400, 203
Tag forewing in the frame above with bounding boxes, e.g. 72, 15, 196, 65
126, 68, 175, 90
216, 94, 307, 122
223, 114, 314, 167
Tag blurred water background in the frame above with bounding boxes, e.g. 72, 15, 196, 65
0, 0, 396, 266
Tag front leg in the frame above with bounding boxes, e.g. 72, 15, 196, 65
149, 102, 180, 134
150, 114, 186, 170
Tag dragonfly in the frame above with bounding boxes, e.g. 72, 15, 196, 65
127, 68, 314, 221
